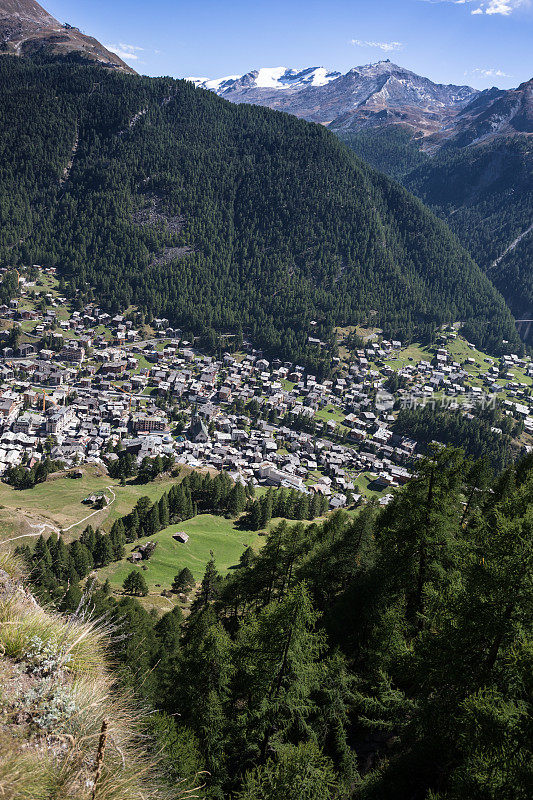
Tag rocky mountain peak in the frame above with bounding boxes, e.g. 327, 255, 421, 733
192, 61, 478, 131
0, 0, 135, 72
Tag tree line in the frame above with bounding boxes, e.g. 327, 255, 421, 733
20, 445, 533, 798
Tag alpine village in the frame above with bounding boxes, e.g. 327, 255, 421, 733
0, 2, 531, 799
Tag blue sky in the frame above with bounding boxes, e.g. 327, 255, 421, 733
45, 0, 532, 89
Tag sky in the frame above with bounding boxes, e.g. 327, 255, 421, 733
44, 0, 533, 90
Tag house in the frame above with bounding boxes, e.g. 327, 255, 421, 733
45, 406, 75, 434
129, 541, 158, 561
60, 345, 85, 364
173, 532, 189, 543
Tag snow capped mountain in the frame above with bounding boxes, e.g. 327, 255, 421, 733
189, 66, 341, 94
189, 60, 478, 135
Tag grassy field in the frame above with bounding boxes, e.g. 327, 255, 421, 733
315, 404, 346, 424
352, 471, 390, 499
381, 342, 434, 370
98, 514, 263, 592
0, 467, 183, 543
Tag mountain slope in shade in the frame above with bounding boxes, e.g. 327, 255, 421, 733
337, 79, 533, 339
427, 78, 533, 149
191, 60, 478, 132
0, 0, 135, 72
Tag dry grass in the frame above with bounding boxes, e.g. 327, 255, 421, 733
0, 596, 108, 676
0, 570, 195, 800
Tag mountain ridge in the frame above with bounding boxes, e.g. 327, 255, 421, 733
191, 60, 479, 132
0, 0, 135, 72
0, 55, 520, 365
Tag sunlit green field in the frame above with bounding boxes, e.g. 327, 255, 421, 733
98, 514, 263, 590
0, 467, 183, 542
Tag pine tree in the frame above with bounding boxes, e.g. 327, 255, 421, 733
33, 534, 52, 568
236, 741, 339, 800
163, 608, 235, 793
260, 492, 274, 529
123, 570, 149, 597
109, 519, 126, 559
158, 493, 170, 528
59, 582, 83, 613
126, 508, 140, 541
238, 546, 255, 569
172, 567, 195, 593
144, 503, 161, 537
155, 606, 183, 654
190, 552, 222, 613
295, 494, 309, 521
234, 584, 326, 764
69, 540, 93, 578
80, 525, 97, 553
376, 446, 466, 632
310, 492, 322, 519
94, 531, 114, 567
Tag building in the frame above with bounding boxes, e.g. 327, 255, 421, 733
131, 412, 167, 433
187, 414, 209, 443
45, 406, 75, 434
60, 345, 85, 363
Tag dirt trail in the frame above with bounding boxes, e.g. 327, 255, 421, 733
0, 487, 117, 544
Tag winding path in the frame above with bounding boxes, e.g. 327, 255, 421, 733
0, 486, 117, 545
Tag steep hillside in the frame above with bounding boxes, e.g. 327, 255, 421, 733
336, 81, 533, 339
0, 0, 134, 71
0, 553, 174, 799
0, 56, 520, 363
197, 59, 531, 338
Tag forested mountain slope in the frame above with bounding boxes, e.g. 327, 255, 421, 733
0, 57, 520, 364
336, 81, 533, 338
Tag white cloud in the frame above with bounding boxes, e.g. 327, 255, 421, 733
473, 0, 529, 13
421, 0, 530, 11
103, 42, 144, 61
419, 1, 477, 5
350, 39, 403, 51
485, 0, 518, 12
471, 67, 512, 76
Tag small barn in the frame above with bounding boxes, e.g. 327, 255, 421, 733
129, 541, 158, 561
172, 532, 189, 544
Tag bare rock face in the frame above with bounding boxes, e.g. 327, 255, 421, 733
193, 60, 532, 148
0, 0, 135, 72
429, 78, 533, 148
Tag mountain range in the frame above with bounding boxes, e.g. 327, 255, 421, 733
190, 61, 478, 135
0, 0, 528, 351
0, 53, 519, 364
